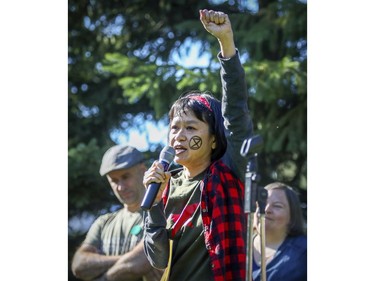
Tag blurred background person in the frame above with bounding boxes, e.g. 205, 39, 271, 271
252, 182, 307, 281
71, 145, 162, 281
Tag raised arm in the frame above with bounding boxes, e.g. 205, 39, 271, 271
200, 9, 253, 181
199, 9, 236, 59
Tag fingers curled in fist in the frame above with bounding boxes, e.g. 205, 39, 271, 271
200, 9, 227, 25
209, 10, 226, 24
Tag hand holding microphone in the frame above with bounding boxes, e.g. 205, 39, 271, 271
141, 146, 175, 210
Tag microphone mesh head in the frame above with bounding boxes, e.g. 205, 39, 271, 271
160, 146, 175, 163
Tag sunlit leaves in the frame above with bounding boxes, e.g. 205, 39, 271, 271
244, 56, 305, 102
68, 139, 117, 218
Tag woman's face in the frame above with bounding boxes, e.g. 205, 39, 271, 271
255, 189, 291, 235
169, 109, 216, 170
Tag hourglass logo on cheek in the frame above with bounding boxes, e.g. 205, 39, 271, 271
189, 136, 202, 150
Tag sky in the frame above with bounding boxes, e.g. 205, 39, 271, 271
2, 1, 375, 280
111, 119, 169, 151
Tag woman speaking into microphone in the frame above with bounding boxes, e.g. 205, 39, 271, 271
142, 9, 253, 281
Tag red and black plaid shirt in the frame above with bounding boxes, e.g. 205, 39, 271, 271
201, 159, 246, 281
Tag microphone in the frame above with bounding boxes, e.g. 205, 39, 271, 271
141, 146, 175, 210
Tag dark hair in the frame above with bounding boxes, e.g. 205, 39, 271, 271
168, 90, 227, 162
264, 182, 306, 236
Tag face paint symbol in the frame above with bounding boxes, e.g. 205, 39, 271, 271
189, 136, 202, 150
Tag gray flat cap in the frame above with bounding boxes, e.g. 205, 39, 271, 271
99, 145, 144, 176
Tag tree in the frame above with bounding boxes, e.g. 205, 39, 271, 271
68, 0, 306, 280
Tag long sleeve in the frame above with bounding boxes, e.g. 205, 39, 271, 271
143, 202, 170, 269
219, 50, 253, 182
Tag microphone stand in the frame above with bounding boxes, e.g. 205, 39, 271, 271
241, 135, 268, 281
257, 184, 268, 281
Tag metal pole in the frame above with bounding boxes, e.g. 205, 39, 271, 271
259, 214, 267, 281
257, 187, 268, 281
246, 212, 254, 281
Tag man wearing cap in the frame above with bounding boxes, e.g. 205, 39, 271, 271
72, 145, 162, 281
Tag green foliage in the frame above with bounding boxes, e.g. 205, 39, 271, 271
102, 52, 180, 117
68, 139, 118, 222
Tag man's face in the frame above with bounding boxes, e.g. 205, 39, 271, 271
106, 163, 146, 212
